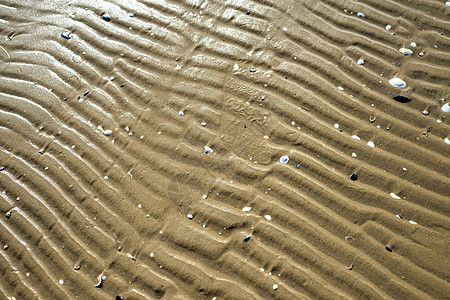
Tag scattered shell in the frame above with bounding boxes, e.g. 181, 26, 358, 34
265, 215, 272, 221
351, 152, 357, 158
337, 86, 344, 91
422, 110, 429, 116
441, 103, 450, 112
386, 25, 392, 30
345, 236, 354, 241
187, 214, 194, 220
409, 220, 418, 225
350, 173, 358, 181
346, 264, 353, 270
390, 192, 401, 199
178, 111, 184, 116
402, 167, 408, 171
264, 135, 269, 139
103, 130, 113, 136
393, 95, 411, 103
389, 78, 406, 88
334, 123, 339, 129
351, 135, 360, 140
385, 245, 392, 252
59, 279, 64, 285
367, 141, 375, 148
399, 48, 413, 55
273, 284, 278, 290
243, 235, 251, 243
94, 275, 104, 288
233, 64, 239, 71
204, 146, 213, 153
202, 195, 208, 199
410, 42, 417, 48
447, 1, 450, 6
445, 137, 450, 145
280, 155, 289, 164
357, 58, 364, 65
357, 12, 365, 17
200, 122, 207, 126
242, 207, 252, 212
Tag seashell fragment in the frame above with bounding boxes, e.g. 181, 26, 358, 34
399, 48, 413, 55
386, 25, 392, 30
103, 130, 113, 136
357, 12, 365, 17
357, 58, 364, 65
441, 103, 450, 112
390, 192, 401, 199
204, 146, 213, 153
242, 207, 252, 212
409, 220, 417, 225
367, 141, 375, 148
351, 135, 360, 140
389, 78, 406, 88
280, 156, 289, 164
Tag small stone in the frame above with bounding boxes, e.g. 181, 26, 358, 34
351, 135, 360, 140
179, 111, 184, 116
441, 103, 450, 112
204, 146, 213, 153
357, 12, 365, 17
273, 284, 278, 290
103, 130, 113, 136
350, 173, 358, 181
389, 78, 406, 88
242, 207, 252, 212
279, 156, 289, 164
264, 135, 269, 139
409, 220, 417, 225
386, 25, 392, 30
367, 141, 375, 148
187, 214, 194, 220
61, 33, 71, 39
102, 15, 111, 21
150, 252, 154, 257
334, 123, 339, 129
399, 48, 413, 55
393, 95, 411, 103
422, 110, 429, 116
243, 235, 251, 243
59, 279, 64, 285
357, 58, 364, 65
351, 153, 357, 158
410, 42, 417, 47
385, 245, 392, 252
390, 192, 401, 199
265, 215, 272, 221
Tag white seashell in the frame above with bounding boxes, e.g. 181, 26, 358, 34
409, 220, 417, 225
334, 123, 339, 129
441, 103, 450, 112
357, 12, 365, 17
357, 58, 364, 65
273, 284, 278, 290
103, 130, 113, 136
399, 48, 413, 55
204, 146, 213, 153
390, 192, 401, 199
265, 215, 272, 221
444, 137, 450, 145
179, 111, 184, 116
233, 64, 239, 71
367, 141, 375, 148
280, 155, 289, 164
187, 214, 194, 219
351, 152, 357, 158
386, 25, 392, 30
351, 135, 361, 140
389, 78, 406, 88
337, 86, 344, 91
242, 207, 252, 212
200, 122, 207, 126
410, 42, 417, 47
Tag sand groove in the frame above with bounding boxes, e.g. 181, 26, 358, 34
0, 0, 449, 299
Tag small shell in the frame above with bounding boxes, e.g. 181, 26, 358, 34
445, 137, 450, 145
367, 141, 375, 148
389, 78, 406, 88
242, 207, 252, 212
351, 135, 361, 140
409, 220, 418, 225
399, 48, 413, 55
103, 129, 113, 136
273, 284, 278, 290
386, 25, 392, 30
357, 12, 365, 17
441, 103, 450, 112
280, 156, 289, 164
390, 192, 401, 199
357, 58, 364, 65
187, 214, 194, 220
410, 42, 417, 48
265, 215, 272, 221
204, 146, 213, 153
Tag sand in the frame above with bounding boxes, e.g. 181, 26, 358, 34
0, 0, 449, 299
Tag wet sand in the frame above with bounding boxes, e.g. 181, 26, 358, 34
0, 0, 449, 299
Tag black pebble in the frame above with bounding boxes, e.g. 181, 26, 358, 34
0, 167, 4, 171
350, 173, 358, 181
116, 296, 125, 300
83, 91, 89, 96
120, 84, 125, 88
102, 15, 111, 22
246, 11, 250, 15
249, 69, 256, 72
385, 245, 392, 252
6, 211, 11, 219
243, 235, 251, 243
393, 95, 411, 103
61, 33, 71, 39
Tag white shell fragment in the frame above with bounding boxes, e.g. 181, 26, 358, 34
242, 207, 252, 212
367, 141, 375, 148
357, 58, 364, 65
444, 137, 450, 145
103, 130, 113, 136
409, 220, 418, 225
265, 215, 272, 221
204, 146, 213, 153
200, 122, 207, 126
351, 135, 361, 140
273, 284, 278, 290
389, 78, 406, 88
399, 48, 413, 55
352, 152, 357, 158
386, 25, 392, 30
179, 111, 184, 116
337, 86, 344, 91
187, 214, 194, 220
441, 103, 450, 112
357, 12, 365, 17
410, 42, 417, 47
390, 192, 401, 199
280, 155, 289, 164
334, 123, 339, 129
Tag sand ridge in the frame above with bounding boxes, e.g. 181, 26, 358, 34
0, 0, 449, 299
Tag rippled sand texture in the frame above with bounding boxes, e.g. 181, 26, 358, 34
1, 0, 449, 299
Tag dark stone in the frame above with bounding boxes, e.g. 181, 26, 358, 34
243, 235, 251, 243
83, 91, 89, 96
385, 245, 392, 252
102, 15, 111, 21
60, 33, 71, 39
350, 173, 358, 181
393, 95, 411, 103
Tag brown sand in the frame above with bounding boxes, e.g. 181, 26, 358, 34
0, 0, 449, 299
